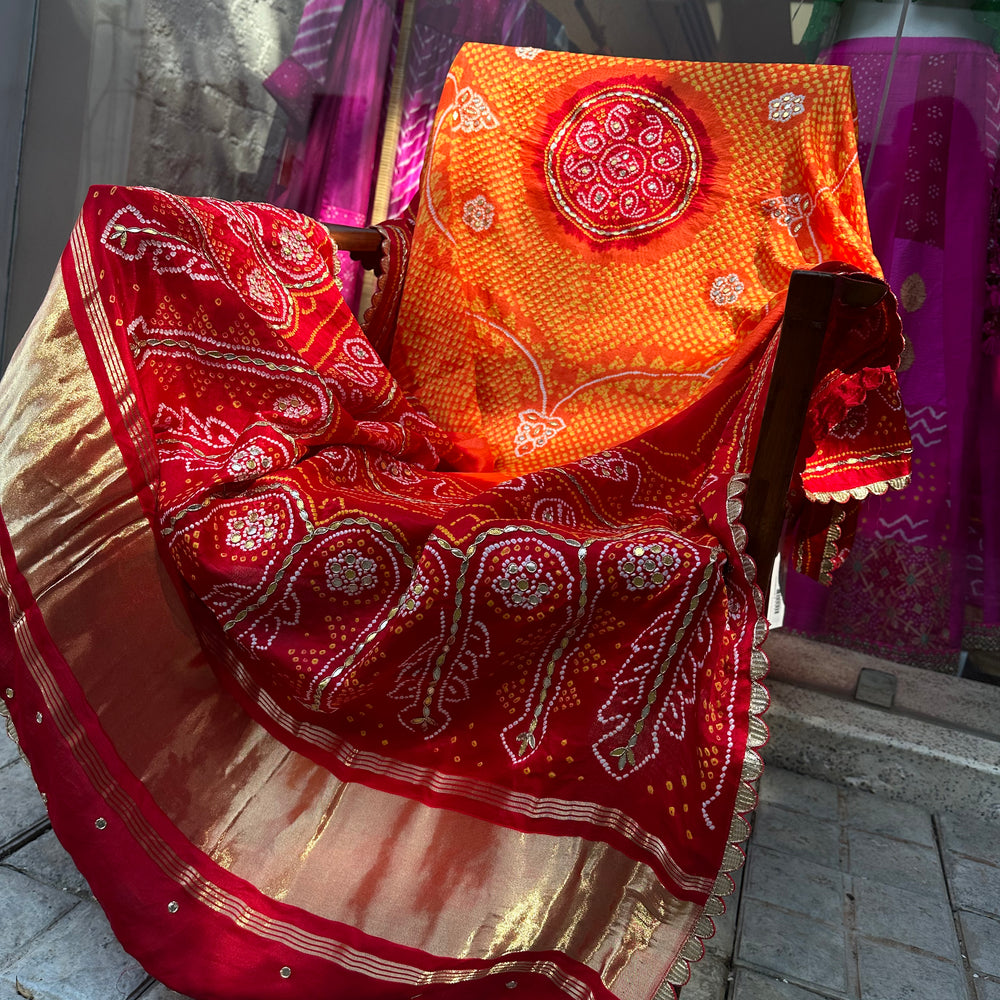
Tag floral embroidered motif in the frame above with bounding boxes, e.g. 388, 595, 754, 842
228, 444, 272, 480
277, 226, 313, 265
347, 339, 376, 364
225, 509, 279, 551
618, 542, 677, 590
462, 195, 495, 233
768, 92, 806, 122
514, 409, 566, 457
492, 557, 556, 610
276, 395, 311, 420
709, 273, 744, 306
829, 403, 869, 440
579, 453, 630, 481
450, 87, 499, 133
326, 549, 378, 595
514, 47, 542, 60
245, 268, 276, 306
545, 86, 701, 238
762, 193, 813, 237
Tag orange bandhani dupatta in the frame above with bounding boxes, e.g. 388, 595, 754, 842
388, 45, 910, 577
0, 44, 908, 1000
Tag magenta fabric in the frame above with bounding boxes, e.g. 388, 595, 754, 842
265, 0, 398, 310
264, 0, 552, 311
382, 1, 548, 218
783, 36, 1000, 671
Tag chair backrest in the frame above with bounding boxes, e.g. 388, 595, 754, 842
381, 44, 880, 478
330, 44, 903, 593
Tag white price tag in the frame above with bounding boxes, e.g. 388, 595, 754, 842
767, 552, 785, 629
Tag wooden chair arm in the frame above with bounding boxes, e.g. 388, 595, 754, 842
325, 224, 383, 271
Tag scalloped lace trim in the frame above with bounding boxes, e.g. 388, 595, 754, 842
661, 473, 769, 994
804, 472, 911, 504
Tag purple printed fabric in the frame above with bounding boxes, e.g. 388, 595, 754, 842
783, 36, 1000, 673
264, 0, 553, 311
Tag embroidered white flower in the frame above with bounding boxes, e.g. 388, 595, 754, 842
228, 444, 272, 479
326, 549, 378, 595
462, 195, 496, 233
450, 87, 500, 133
514, 46, 542, 60
727, 589, 746, 623
618, 542, 677, 591
579, 453, 630, 481
829, 403, 868, 440
277, 226, 312, 265
348, 339, 374, 363
762, 193, 813, 236
709, 273, 745, 306
276, 394, 311, 420
513, 409, 565, 457
493, 557, 555, 610
226, 509, 278, 551
768, 92, 806, 122
245, 268, 276, 305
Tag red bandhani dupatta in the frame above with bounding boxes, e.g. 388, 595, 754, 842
0, 46, 908, 1000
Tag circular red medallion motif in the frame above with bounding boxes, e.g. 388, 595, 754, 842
545, 87, 701, 239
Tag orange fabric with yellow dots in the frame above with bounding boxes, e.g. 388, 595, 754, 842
389, 46, 883, 475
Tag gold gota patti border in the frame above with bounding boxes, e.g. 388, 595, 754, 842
69, 208, 159, 490
0, 345, 617, 1000
0, 261, 699, 998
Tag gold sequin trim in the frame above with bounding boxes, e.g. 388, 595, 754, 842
805, 473, 911, 504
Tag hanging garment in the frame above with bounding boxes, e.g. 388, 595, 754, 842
264, 0, 556, 309
0, 46, 909, 1000
783, 36, 1000, 672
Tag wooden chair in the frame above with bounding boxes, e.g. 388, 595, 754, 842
327, 222, 887, 601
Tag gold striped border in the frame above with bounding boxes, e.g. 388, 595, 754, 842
0, 549, 605, 998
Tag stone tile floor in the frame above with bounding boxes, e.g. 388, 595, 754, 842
2, 727, 998, 1000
